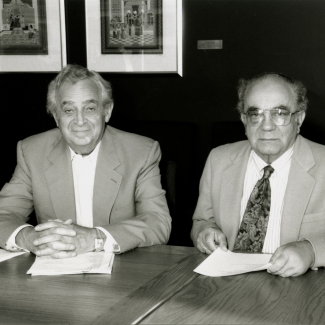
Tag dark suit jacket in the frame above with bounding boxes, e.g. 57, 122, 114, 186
0, 126, 171, 253
191, 135, 325, 267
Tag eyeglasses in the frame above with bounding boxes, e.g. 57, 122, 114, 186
243, 108, 302, 126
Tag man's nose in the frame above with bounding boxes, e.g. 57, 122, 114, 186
75, 110, 86, 126
260, 111, 276, 130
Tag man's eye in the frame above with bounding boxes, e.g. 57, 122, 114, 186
64, 109, 74, 114
248, 111, 260, 117
276, 109, 290, 116
86, 106, 96, 111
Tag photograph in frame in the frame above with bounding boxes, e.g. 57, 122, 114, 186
101, 0, 162, 54
0, 0, 66, 72
86, 0, 182, 74
0, 0, 47, 55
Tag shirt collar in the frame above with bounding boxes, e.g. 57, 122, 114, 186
69, 141, 101, 163
251, 143, 295, 174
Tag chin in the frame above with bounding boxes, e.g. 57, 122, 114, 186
71, 136, 93, 145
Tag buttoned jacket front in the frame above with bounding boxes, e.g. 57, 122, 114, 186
192, 135, 325, 267
0, 126, 171, 253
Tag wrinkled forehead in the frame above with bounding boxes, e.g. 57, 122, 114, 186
57, 79, 101, 103
244, 77, 297, 112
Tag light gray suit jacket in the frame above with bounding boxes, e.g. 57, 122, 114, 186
0, 126, 171, 253
191, 135, 325, 267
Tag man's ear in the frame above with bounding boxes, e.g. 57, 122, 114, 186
240, 113, 247, 126
296, 110, 306, 133
53, 111, 59, 128
104, 103, 114, 123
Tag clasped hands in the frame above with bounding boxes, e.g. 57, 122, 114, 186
197, 227, 315, 277
16, 219, 98, 259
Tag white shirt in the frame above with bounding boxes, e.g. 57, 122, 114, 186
6, 142, 120, 253
70, 143, 120, 253
240, 145, 294, 253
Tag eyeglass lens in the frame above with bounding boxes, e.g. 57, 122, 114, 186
246, 109, 291, 126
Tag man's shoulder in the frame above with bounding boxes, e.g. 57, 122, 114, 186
294, 135, 325, 161
14, 129, 63, 164
21, 128, 61, 145
209, 140, 250, 161
303, 136, 325, 152
106, 125, 156, 149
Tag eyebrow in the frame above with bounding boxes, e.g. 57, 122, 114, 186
61, 99, 99, 106
246, 105, 290, 111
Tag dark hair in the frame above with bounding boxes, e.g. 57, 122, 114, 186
236, 72, 308, 114
47, 64, 113, 117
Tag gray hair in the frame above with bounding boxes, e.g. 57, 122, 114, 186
46, 64, 113, 117
236, 73, 308, 114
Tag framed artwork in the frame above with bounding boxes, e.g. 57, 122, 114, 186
101, 0, 163, 54
0, 0, 66, 72
0, 0, 47, 55
86, 0, 182, 75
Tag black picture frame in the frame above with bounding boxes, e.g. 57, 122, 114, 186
0, 0, 48, 55
100, 0, 162, 54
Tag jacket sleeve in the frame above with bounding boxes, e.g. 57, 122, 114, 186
0, 141, 34, 248
191, 151, 220, 248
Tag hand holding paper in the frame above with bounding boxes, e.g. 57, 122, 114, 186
196, 227, 228, 254
267, 240, 315, 277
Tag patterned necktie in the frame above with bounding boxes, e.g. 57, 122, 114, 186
234, 165, 274, 252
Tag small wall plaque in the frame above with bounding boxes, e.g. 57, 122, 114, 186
197, 40, 223, 50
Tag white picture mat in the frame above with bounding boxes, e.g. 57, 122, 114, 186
0, 0, 67, 72
86, 0, 182, 75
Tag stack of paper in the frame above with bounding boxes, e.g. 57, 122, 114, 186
27, 252, 114, 276
194, 248, 272, 277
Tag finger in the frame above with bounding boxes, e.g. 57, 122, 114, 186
215, 232, 228, 252
267, 254, 288, 273
35, 246, 60, 257
35, 221, 74, 232
43, 241, 75, 251
269, 248, 283, 264
205, 232, 218, 252
197, 241, 208, 254
34, 233, 76, 248
37, 226, 76, 238
47, 219, 72, 224
278, 268, 297, 278
197, 233, 209, 252
197, 240, 211, 254
34, 233, 62, 246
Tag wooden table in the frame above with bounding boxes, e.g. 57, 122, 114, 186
1, 245, 325, 325
142, 264, 325, 324
0, 245, 200, 324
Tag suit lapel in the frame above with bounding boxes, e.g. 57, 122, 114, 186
280, 136, 315, 245
220, 144, 251, 250
45, 136, 77, 222
93, 127, 122, 227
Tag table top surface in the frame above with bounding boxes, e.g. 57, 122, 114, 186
1, 245, 324, 325
0, 245, 198, 325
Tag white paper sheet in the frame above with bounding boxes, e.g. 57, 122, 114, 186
194, 248, 272, 277
27, 252, 114, 276
0, 249, 27, 262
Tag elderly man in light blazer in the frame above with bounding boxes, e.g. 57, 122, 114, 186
0, 64, 171, 258
192, 73, 325, 277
